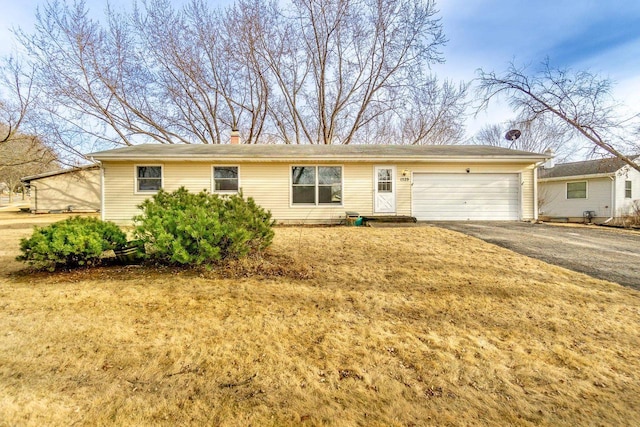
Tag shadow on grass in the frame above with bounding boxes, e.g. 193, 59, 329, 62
9, 252, 314, 284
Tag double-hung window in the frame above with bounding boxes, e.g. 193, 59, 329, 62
292, 166, 342, 205
213, 166, 239, 192
136, 166, 162, 192
625, 180, 632, 199
566, 181, 587, 199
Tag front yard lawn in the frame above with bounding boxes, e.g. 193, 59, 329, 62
1, 213, 639, 426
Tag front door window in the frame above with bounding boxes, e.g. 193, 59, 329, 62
377, 169, 393, 192
374, 166, 396, 213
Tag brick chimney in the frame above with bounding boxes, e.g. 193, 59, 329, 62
230, 128, 240, 145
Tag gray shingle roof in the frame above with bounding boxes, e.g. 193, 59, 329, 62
538, 155, 640, 179
89, 144, 547, 161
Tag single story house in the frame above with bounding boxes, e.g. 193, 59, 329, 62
21, 164, 101, 213
538, 155, 640, 223
88, 144, 548, 225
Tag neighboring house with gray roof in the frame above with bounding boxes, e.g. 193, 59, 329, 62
538, 155, 640, 223
89, 144, 548, 225
21, 164, 101, 213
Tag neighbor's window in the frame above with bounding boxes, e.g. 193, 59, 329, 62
567, 181, 587, 199
213, 166, 239, 192
625, 180, 632, 198
292, 166, 342, 205
136, 166, 162, 192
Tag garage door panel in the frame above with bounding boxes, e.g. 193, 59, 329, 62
414, 180, 512, 186
412, 173, 520, 221
413, 185, 519, 193
414, 193, 519, 201
414, 174, 514, 182
414, 181, 518, 190
412, 205, 519, 213
414, 190, 518, 199
414, 199, 519, 207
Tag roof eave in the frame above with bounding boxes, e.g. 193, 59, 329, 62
21, 164, 100, 183
91, 155, 547, 163
538, 172, 615, 182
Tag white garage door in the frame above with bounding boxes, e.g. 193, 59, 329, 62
412, 173, 520, 220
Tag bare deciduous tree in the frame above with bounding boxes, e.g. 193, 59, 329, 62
268, 0, 447, 144
12, 0, 464, 148
476, 60, 640, 172
398, 80, 468, 145
0, 57, 36, 144
357, 79, 468, 145
471, 117, 576, 161
0, 131, 59, 202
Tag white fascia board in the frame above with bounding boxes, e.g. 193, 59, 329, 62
538, 172, 615, 182
92, 155, 546, 163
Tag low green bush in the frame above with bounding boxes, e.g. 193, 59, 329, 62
134, 187, 274, 265
17, 216, 127, 271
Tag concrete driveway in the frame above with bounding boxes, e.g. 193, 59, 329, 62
431, 222, 640, 290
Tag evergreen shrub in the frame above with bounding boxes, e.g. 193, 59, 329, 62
134, 187, 274, 265
17, 216, 127, 271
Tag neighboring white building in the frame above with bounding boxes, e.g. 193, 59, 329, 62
21, 165, 101, 213
538, 156, 640, 223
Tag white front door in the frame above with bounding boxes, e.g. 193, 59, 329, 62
374, 166, 396, 213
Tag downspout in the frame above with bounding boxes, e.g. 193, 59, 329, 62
603, 175, 615, 224
97, 161, 105, 221
533, 166, 539, 221
533, 160, 547, 221
30, 184, 37, 213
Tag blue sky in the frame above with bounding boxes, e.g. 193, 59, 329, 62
2, 0, 640, 140
433, 0, 640, 135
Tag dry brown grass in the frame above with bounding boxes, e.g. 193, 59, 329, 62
1, 212, 639, 426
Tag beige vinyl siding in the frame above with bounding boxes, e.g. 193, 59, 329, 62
104, 162, 150, 222
102, 160, 538, 224
30, 169, 101, 212
103, 161, 375, 224
104, 162, 213, 222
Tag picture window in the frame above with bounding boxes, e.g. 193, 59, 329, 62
292, 166, 342, 205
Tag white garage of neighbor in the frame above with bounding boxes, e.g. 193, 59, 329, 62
412, 173, 521, 220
